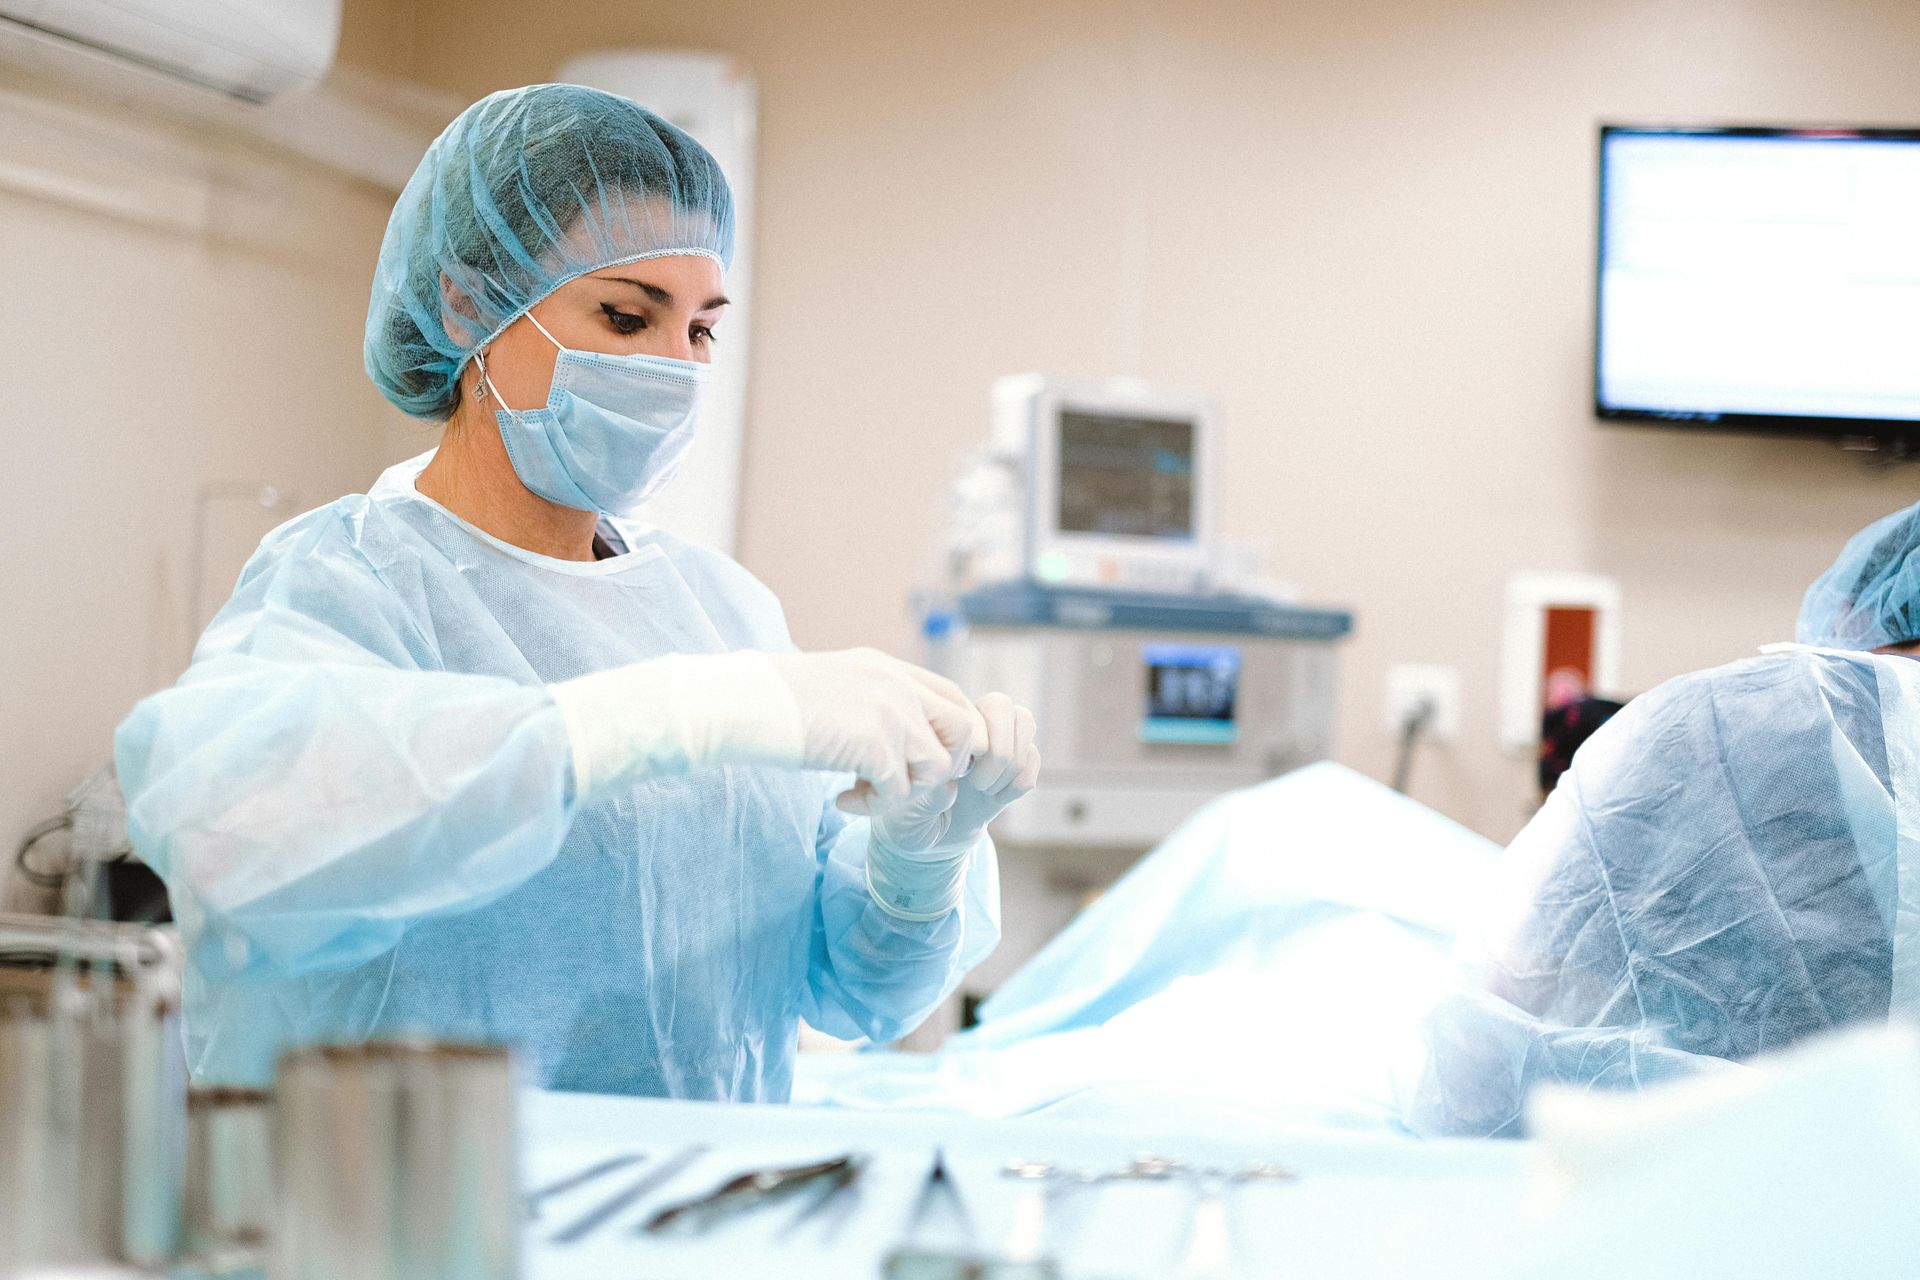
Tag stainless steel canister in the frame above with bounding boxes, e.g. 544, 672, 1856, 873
0, 915, 186, 1274
272, 1041, 520, 1280
184, 1086, 273, 1276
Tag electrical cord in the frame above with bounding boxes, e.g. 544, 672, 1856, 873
14, 814, 74, 889
1390, 697, 1437, 795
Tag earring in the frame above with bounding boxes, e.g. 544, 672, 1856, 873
471, 350, 489, 402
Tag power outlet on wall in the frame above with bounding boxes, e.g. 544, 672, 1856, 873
1385, 664, 1461, 745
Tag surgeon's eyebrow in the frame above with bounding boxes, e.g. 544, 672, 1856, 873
603, 276, 731, 311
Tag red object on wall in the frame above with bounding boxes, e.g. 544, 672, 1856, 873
1542, 606, 1598, 713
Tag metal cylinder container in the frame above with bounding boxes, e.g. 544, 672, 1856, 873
272, 1040, 520, 1280
184, 1085, 273, 1275
0, 916, 186, 1274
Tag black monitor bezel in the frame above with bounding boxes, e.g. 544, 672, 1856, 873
1594, 123, 1920, 447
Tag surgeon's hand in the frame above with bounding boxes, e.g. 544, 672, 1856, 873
769, 650, 989, 809
860, 692, 1039, 920
863, 693, 1041, 847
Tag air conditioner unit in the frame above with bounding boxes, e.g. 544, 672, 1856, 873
0, 0, 338, 104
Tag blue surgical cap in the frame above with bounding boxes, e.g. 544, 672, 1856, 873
364, 83, 734, 420
1798, 501, 1920, 650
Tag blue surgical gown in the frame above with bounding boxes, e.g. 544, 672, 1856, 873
114, 452, 1000, 1096
1410, 647, 1920, 1136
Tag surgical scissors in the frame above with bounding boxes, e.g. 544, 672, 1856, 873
642, 1153, 868, 1235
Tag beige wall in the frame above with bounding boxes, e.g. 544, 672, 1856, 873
384, 0, 1920, 839
0, 79, 414, 903
8, 0, 1920, 903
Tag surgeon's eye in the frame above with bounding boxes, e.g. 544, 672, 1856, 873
601, 304, 647, 335
691, 324, 717, 346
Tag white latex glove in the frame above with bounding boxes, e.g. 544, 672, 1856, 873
768, 651, 987, 814
865, 691, 1041, 920
549, 648, 989, 808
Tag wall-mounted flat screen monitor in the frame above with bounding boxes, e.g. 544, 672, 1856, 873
1596, 125, 1920, 441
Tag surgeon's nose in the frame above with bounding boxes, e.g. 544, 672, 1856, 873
653, 331, 699, 363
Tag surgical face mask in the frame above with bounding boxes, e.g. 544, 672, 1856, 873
480, 311, 710, 515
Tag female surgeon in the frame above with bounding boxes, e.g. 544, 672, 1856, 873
113, 84, 1039, 1099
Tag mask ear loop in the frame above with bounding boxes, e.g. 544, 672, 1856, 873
473, 310, 564, 409
522, 310, 565, 350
